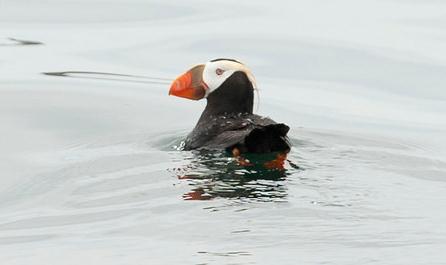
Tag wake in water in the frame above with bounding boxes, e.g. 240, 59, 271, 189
169, 149, 301, 201
152, 132, 301, 201
42, 71, 171, 85
0, 38, 43, 46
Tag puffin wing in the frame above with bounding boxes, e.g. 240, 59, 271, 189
183, 115, 250, 150
203, 127, 253, 149
184, 114, 290, 153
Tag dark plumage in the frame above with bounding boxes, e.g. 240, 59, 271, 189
183, 71, 290, 153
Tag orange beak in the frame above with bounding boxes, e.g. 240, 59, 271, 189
169, 64, 207, 100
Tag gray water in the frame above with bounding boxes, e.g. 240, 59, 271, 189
1, 0, 446, 264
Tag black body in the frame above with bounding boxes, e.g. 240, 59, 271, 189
183, 71, 290, 153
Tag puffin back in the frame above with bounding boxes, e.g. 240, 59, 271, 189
184, 113, 290, 153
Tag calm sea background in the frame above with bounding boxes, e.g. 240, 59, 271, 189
1, 0, 446, 264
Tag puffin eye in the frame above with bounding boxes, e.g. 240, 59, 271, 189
215, 68, 224, 75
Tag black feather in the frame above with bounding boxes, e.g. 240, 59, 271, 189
183, 71, 290, 153
210, 58, 243, 64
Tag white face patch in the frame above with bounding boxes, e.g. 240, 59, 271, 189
202, 59, 257, 97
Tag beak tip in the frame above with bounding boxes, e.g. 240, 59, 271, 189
168, 83, 176, 96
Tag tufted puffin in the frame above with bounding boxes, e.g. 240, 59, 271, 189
169, 58, 290, 156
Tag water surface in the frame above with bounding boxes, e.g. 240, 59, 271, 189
1, 0, 446, 264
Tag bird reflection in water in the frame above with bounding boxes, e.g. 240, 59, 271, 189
170, 150, 299, 201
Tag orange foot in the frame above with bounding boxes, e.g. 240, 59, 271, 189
232, 147, 253, 166
264, 153, 288, 170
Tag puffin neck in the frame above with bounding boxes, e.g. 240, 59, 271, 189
198, 71, 254, 121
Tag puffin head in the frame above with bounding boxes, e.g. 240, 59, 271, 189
169, 58, 257, 115
169, 58, 257, 100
